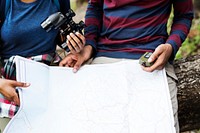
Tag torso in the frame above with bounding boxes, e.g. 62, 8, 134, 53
0, 0, 59, 59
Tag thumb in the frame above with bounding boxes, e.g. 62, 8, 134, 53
11, 81, 30, 88
148, 46, 163, 63
73, 58, 84, 73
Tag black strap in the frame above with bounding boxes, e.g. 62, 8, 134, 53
59, 0, 70, 14
0, 0, 6, 27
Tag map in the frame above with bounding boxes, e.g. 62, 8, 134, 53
4, 56, 175, 133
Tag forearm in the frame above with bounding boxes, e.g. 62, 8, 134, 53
84, 0, 103, 53
166, 0, 194, 58
0, 78, 3, 93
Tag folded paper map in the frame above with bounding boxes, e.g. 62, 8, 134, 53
4, 56, 175, 133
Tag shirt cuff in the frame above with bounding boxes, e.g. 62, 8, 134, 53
166, 40, 179, 61
86, 39, 97, 53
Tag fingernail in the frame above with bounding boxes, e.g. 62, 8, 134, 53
73, 69, 77, 73
148, 58, 152, 62
25, 83, 30, 86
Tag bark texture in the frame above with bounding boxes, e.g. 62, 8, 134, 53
174, 55, 200, 132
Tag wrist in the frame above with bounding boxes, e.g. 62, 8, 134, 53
165, 43, 173, 54
83, 45, 93, 60
0, 78, 4, 92
165, 43, 173, 48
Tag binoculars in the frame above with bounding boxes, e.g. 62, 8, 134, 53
41, 9, 85, 51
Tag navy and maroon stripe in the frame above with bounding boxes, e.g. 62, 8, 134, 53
84, 0, 194, 60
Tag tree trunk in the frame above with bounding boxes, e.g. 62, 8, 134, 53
174, 55, 200, 132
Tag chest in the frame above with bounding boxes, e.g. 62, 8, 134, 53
104, 0, 170, 8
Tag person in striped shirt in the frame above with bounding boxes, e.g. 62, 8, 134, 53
60, 0, 194, 132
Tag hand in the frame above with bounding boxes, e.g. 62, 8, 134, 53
67, 32, 85, 54
59, 45, 93, 72
0, 78, 30, 105
142, 43, 173, 72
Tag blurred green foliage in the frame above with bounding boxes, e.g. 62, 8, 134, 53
167, 9, 200, 59
167, 7, 200, 59
176, 18, 200, 59
70, 1, 77, 10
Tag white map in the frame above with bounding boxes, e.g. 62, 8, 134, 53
4, 56, 175, 133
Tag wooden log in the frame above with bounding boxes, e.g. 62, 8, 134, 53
174, 55, 200, 132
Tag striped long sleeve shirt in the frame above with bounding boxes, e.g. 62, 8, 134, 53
84, 0, 194, 60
